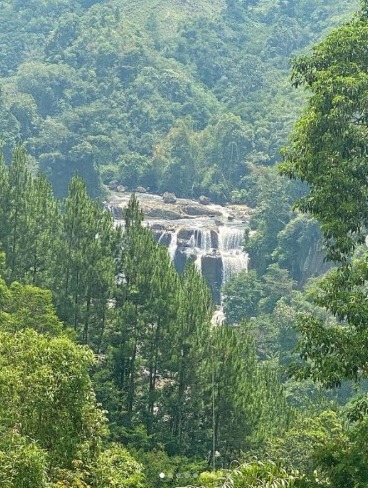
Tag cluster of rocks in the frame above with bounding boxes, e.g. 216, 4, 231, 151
108, 181, 149, 194
108, 183, 214, 209
108, 180, 126, 192
162, 192, 211, 206
107, 191, 225, 221
106, 189, 251, 304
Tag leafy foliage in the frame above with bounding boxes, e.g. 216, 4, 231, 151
0, 148, 291, 468
0, 0, 364, 482
279, 1, 368, 390
196, 459, 326, 488
0, 0, 356, 198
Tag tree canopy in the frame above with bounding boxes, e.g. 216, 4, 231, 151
280, 0, 368, 388
0, 0, 356, 199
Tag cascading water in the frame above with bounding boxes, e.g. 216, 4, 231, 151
168, 230, 178, 261
194, 255, 202, 273
108, 190, 251, 307
193, 228, 213, 272
158, 232, 168, 245
218, 226, 249, 285
169, 225, 248, 296
195, 229, 212, 252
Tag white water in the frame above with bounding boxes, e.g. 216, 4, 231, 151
158, 232, 167, 245
193, 229, 212, 273
194, 255, 202, 273
195, 229, 212, 252
168, 231, 178, 261
211, 307, 226, 326
108, 190, 251, 314
218, 227, 249, 285
166, 225, 248, 290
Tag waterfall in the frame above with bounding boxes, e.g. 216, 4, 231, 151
158, 232, 167, 245
195, 229, 212, 252
194, 255, 202, 273
218, 226, 244, 251
166, 227, 210, 268
109, 190, 252, 308
218, 226, 249, 285
167, 225, 248, 291
168, 230, 178, 261
211, 306, 226, 325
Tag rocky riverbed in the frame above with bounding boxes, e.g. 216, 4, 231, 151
106, 190, 253, 304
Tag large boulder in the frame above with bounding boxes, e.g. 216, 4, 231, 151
152, 230, 163, 243
152, 230, 173, 247
144, 207, 183, 220
157, 231, 172, 247
162, 192, 177, 204
174, 248, 188, 274
109, 205, 123, 219
210, 230, 219, 249
136, 186, 147, 193
108, 180, 119, 190
199, 195, 211, 205
174, 247, 196, 274
177, 228, 194, 243
182, 205, 221, 217
201, 252, 223, 304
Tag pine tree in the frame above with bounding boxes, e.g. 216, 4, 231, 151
0, 151, 9, 248
2, 146, 30, 280
54, 175, 116, 347
18, 174, 59, 286
167, 263, 212, 455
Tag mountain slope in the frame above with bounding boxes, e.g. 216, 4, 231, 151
0, 0, 357, 198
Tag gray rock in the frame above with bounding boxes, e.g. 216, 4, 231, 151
202, 253, 223, 304
162, 192, 177, 204
150, 223, 166, 231
136, 186, 147, 193
210, 230, 219, 249
159, 232, 173, 247
152, 230, 163, 243
152, 230, 172, 247
182, 205, 221, 217
108, 180, 119, 190
173, 248, 187, 274
144, 208, 183, 220
199, 195, 211, 205
177, 228, 194, 242
109, 205, 123, 219
116, 185, 126, 192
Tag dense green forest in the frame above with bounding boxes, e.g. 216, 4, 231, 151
0, 0, 356, 200
2, 0, 368, 487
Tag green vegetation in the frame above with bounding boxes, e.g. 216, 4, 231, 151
2, 0, 368, 486
0, 149, 290, 484
0, 255, 145, 487
0, 0, 357, 199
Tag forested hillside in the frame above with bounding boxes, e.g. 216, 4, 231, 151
0, 149, 290, 485
0, 0, 356, 198
3, 0, 368, 487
